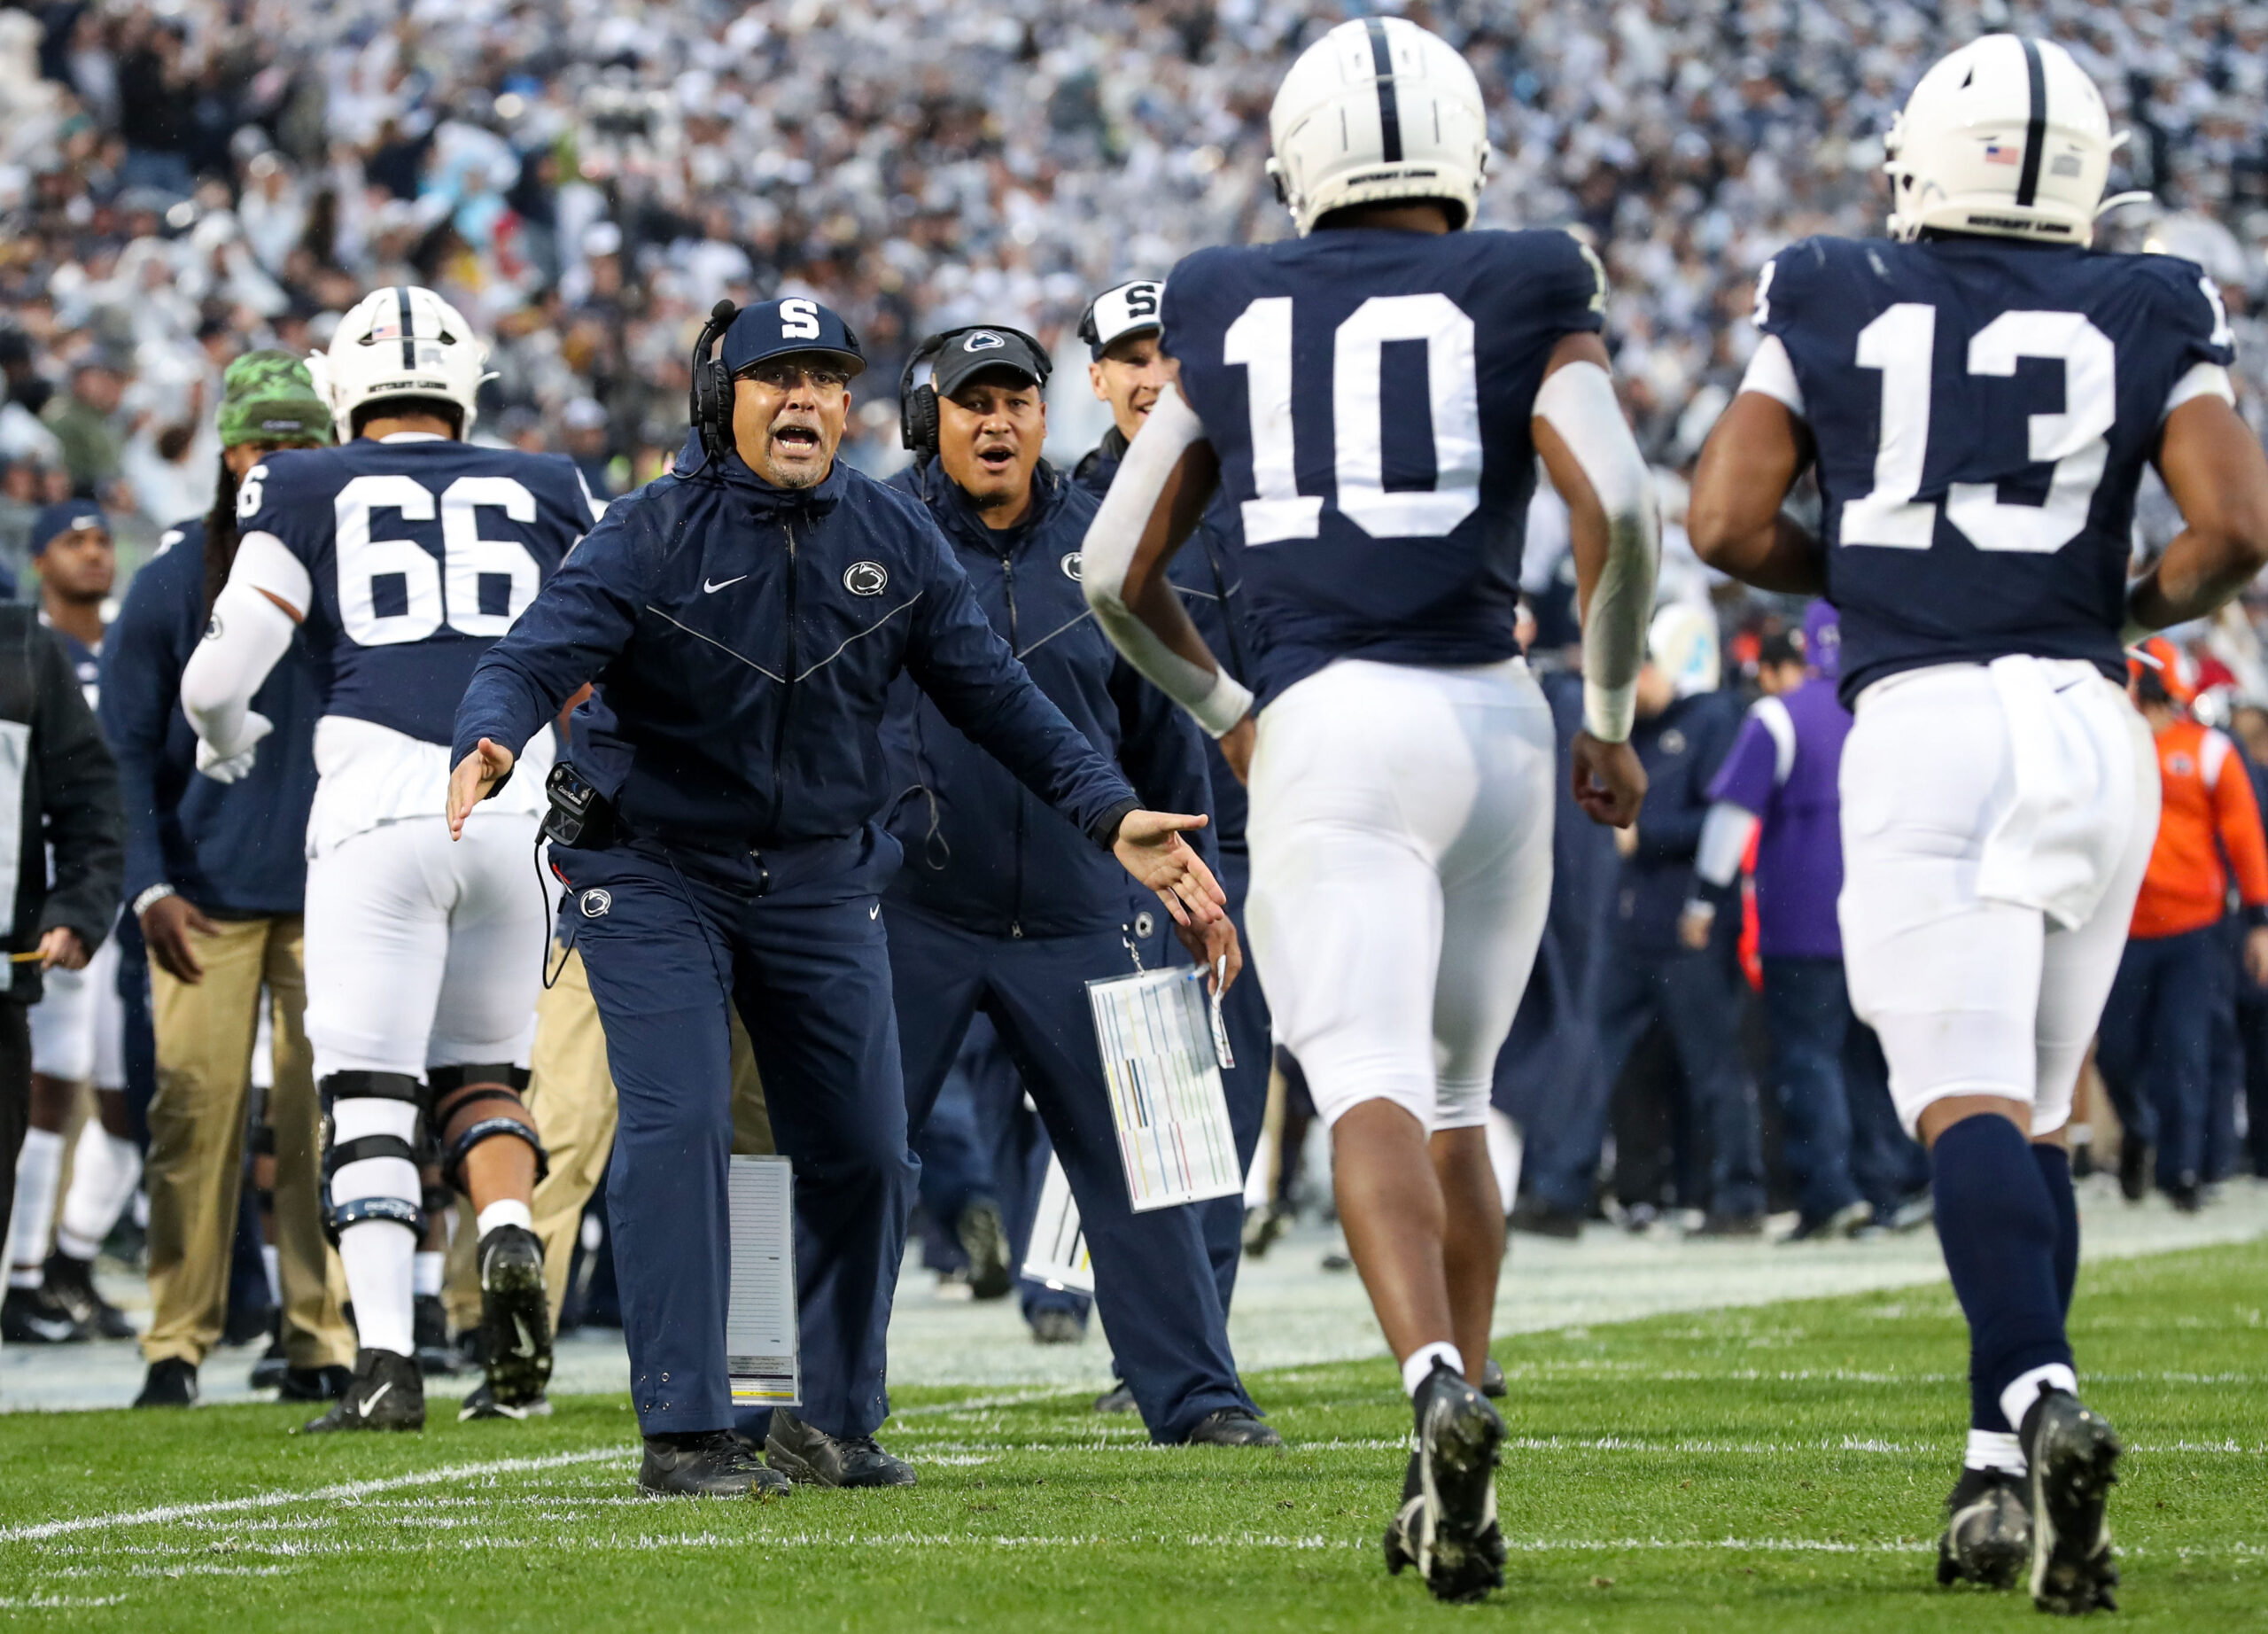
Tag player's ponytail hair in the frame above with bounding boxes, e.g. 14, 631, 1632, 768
203, 450, 241, 623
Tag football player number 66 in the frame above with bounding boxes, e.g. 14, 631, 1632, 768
332, 474, 544, 646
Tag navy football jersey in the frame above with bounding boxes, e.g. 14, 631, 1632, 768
47, 624, 99, 713
1162, 227, 1604, 703
1756, 236, 2236, 703
239, 437, 596, 744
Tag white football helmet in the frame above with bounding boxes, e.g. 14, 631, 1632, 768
1884, 35, 2119, 247
309, 286, 493, 435
1266, 18, 1488, 237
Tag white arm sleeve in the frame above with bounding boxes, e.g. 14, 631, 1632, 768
1696, 801, 1760, 889
1737, 334, 1807, 417
1534, 360, 1660, 743
1081, 384, 1255, 738
179, 533, 306, 759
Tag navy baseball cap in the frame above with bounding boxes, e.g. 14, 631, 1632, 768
719, 298, 866, 379
929, 327, 1051, 400
29, 502, 108, 556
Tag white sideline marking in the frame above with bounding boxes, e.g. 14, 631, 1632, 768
0, 1448, 633, 1544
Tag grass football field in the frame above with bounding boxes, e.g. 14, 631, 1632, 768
0, 1237, 2260, 1632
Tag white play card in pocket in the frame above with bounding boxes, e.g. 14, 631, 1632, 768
726, 1154, 800, 1406
1085, 965, 1244, 1212
1020, 1152, 1095, 1296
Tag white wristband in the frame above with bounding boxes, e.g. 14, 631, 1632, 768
1584, 679, 1636, 744
1191, 670, 1255, 739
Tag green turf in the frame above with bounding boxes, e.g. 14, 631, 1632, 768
2, 1238, 2263, 1631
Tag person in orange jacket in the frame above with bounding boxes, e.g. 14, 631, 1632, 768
2096, 638, 2268, 1210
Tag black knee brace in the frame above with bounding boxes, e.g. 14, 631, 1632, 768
318, 1071, 430, 1244
430, 1064, 548, 1194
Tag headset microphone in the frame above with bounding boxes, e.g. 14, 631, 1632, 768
685, 299, 740, 475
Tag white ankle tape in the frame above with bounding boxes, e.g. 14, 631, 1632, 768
1965, 1429, 2026, 1475
477, 1200, 533, 1238
1401, 1342, 1464, 1397
2000, 1363, 2078, 1436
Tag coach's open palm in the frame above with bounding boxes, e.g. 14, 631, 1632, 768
1113, 810, 1226, 928
447, 738, 517, 839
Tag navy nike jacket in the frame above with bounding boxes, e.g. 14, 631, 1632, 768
881, 458, 1214, 938
454, 444, 1140, 854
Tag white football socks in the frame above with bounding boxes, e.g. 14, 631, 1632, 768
54, 1126, 142, 1263
412, 1250, 445, 1300
6, 1128, 65, 1282
477, 1200, 533, 1238
2000, 1364, 2079, 1438
338, 1221, 416, 1356
1402, 1342, 1464, 1397
1965, 1429, 2025, 1475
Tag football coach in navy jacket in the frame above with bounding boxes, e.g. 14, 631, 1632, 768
448, 298, 1224, 1498
882, 324, 1270, 1447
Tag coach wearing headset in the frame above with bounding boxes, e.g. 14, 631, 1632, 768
448, 298, 1226, 1498
882, 325, 1273, 1447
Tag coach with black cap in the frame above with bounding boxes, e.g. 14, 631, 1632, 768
1073, 282, 1272, 1393
449, 298, 1226, 1498
882, 323, 1274, 1446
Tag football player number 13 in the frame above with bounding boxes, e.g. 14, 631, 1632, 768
330, 474, 544, 646
1222, 293, 1482, 544
1842, 303, 2116, 555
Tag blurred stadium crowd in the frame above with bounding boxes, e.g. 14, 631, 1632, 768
2, 0, 2268, 1370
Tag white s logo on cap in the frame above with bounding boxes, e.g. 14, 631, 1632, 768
780, 298, 820, 340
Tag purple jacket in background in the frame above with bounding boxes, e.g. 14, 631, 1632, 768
1708, 602, 1850, 961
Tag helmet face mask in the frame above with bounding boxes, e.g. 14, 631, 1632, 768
1267, 18, 1490, 237
317, 286, 494, 437
1884, 35, 2118, 249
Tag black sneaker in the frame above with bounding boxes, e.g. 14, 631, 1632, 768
460, 1380, 553, 1421
415, 1293, 464, 1376
1480, 1358, 1506, 1399
765, 1407, 917, 1488
955, 1199, 1014, 1302
639, 1430, 792, 1498
1092, 1381, 1138, 1414
1029, 1307, 1085, 1345
1506, 1200, 1581, 1240
2117, 1139, 2150, 1203
1781, 1200, 1873, 1243
250, 1328, 289, 1391
1383, 1359, 1507, 1603
1688, 1211, 1766, 1239
476, 1224, 553, 1409
1935, 1466, 2031, 1589
2019, 1389, 2121, 1615
41, 1252, 134, 1339
1184, 1407, 1283, 1448
2, 1284, 88, 1343
133, 1357, 198, 1408
301, 1348, 425, 1433
277, 1365, 352, 1403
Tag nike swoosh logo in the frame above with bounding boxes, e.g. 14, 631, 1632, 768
703, 575, 747, 595
357, 1381, 392, 1417
512, 1317, 536, 1359
870, 903, 880, 919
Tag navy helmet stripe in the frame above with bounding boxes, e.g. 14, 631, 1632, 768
2016, 37, 2047, 209
1364, 19, 1403, 165
393, 286, 416, 370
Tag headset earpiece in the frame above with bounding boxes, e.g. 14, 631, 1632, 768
899, 326, 1052, 459
685, 299, 739, 474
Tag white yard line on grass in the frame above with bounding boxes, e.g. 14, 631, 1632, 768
0, 1448, 633, 1544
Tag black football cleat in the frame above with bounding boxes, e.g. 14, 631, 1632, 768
300, 1348, 424, 1433
42, 1252, 135, 1339
1093, 1381, 1138, 1414
765, 1407, 917, 1488
277, 1364, 352, 1403
460, 1380, 554, 1421
2117, 1139, 2150, 1203
955, 1198, 1014, 1301
1184, 1407, 1283, 1448
1935, 1466, 2031, 1589
1480, 1358, 1506, 1399
1029, 1307, 1086, 1345
476, 1224, 553, 1410
2, 1284, 88, 1344
1384, 1360, 1508, 1603
133, 1357, 198, 1408
640, 1430, 792, 1498
414, 1293, 465, 1375
2020, 1389, 2122, 1615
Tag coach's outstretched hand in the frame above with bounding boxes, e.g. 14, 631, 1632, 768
1114, 810, 1227, 928
1571, 730, 1646, 829
447, 738, 518, 840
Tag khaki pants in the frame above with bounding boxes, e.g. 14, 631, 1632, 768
509, 944, 769, 1334
143, 916, 353, 1368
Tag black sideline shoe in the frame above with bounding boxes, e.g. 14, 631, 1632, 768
476, 1224, 553, 1409
2117, 1139, 2150, 1203
1184, 1407, 1282, 1448
277, 1364, 352, 1402
765, 1407, 917, 1488
2019, 1389, 2121, 1615
42, 1252, 134, 1338
133, 1357, 198, 1408
1936, 1466, 2031, 1589
461, 1380, 553, 1421
301, 1348, 424, 1432
1383, 1360, 1506, 1603
1029, 1307, 1085, 1345
413, 1293, 463, 1376
1688, 1210, 1766, 1239
1781, 1200, 1873, 1243
250, 1330, 290, 1391
1092, 1381, 1138, 1414
2, 1285, 87, 1344
956, 1199, 1014, 1301
639, 1430, 791, 1498
1480, 1358, 1506, 1398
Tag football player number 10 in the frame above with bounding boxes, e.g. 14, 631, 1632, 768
1222, 292, 1483, 545
330, 474, 545, 647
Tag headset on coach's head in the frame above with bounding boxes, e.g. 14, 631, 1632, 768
685, 297, 867, 474
897, 326, 1052, 461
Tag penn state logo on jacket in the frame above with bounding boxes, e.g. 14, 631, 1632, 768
843, 561, 889, 595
